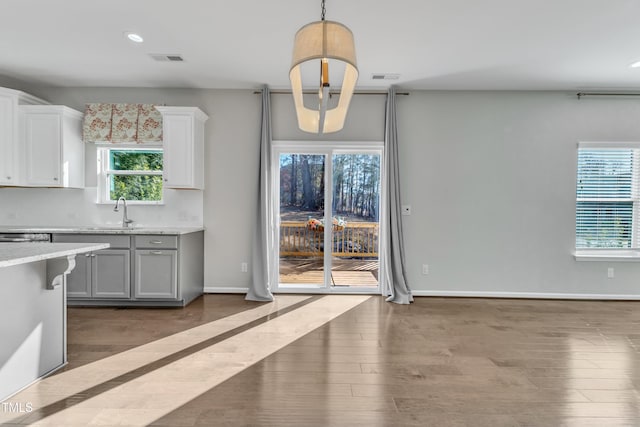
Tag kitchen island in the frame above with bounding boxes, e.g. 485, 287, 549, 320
0, 242, 109, 402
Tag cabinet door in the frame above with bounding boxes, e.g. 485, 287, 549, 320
134, 250, 177, 299
66, 254, 92, 298
0, 95, 16, 185
163, 114, 194, 189
24, 112, 61, 186
92, 250, 131, 299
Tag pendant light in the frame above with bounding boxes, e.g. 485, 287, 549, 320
289, 0, 358, 134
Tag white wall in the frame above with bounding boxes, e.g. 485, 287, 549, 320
0, 87, 260, 290
204, 92, 386, 289
273, 90, 640, 298
0, 87, 208, 229
398, 91, 640, 298
0, 186, 203, 228
2, 85, 640, 297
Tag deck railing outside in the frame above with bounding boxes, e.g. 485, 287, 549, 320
280, 221, 379, 258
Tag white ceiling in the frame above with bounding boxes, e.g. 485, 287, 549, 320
3, 0, 640, 91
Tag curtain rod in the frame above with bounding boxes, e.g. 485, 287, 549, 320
577, 92, 640, 99
253, 90, 409, 96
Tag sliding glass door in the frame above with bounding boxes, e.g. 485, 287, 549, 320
278, 153, 327, 288
330, 153, 381, 288
273, 142, 383, 293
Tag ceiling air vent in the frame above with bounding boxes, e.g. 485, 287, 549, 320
371, 73, 400, 80
150, 54, 184, 62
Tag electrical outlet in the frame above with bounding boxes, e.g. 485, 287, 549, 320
422, 264, 429, 275
241, 262, 248, 273
607, 267, 614, 279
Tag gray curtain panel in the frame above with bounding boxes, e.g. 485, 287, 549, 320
382, 86, 413, 304
246, 86, 275, 301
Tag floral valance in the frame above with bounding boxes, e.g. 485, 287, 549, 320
83, 103, 163, 143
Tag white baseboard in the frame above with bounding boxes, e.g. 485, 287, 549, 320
410, 290, 640, 300
204, 286, 248, 294
203, 287, 640, 301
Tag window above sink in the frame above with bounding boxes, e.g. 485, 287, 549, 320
97, 146, 164, 205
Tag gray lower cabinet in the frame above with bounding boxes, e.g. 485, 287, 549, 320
66, 251, 90, 298
134, 250, 177, 299
92, 250, 131, 298
52, 231, 203, 306
57, 234, 131, 299
67, 249, 130, 299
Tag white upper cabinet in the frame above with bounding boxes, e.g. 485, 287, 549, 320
155, 106, 208, 190
0, 94, 15, 186
0, 87, 47, 186
20, 105, 84, 188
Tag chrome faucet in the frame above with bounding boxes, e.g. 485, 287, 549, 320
113, 197, 134, 228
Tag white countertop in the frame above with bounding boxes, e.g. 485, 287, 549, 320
0, 242, 110, 268
0, 226, 204, 235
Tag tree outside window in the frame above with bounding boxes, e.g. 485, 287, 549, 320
99, 148, 163, 203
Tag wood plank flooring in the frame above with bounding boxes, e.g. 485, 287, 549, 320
279, 259, 379, 287
279, 270, 378, 287
3, 295, 640, 426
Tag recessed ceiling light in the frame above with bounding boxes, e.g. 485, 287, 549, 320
630, 61, 640, 68
125, 32, 144, 43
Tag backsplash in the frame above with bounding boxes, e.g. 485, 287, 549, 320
0, 187, 203, 227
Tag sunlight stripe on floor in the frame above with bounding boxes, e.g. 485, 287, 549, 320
0, 295, 311, 425
27, 295, 371, 426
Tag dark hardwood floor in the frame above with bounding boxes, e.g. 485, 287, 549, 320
6, 295, 640, 426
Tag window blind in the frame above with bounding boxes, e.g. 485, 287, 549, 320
576, 149, 637, 248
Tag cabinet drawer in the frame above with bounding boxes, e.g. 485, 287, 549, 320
52, 234, 131, 249
134, 235, 178, 249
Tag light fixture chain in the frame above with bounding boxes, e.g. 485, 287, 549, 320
321, 0, 326, 20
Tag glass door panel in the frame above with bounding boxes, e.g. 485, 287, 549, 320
278, 153, 326, 288
331, 153, 381, 289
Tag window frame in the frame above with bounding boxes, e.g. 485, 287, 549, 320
575, 141, 640, 260
96, 144, 164, 205
271, 140, 386, 294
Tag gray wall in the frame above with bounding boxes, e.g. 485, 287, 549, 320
5, 84, 640, 297
21, 87, 261, 290
398, 91, 640, 297
22, 87, 386, 291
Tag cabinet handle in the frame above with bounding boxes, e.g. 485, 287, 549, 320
151, 251, 163, 255
91, 254, 97, 257
6, 176, 10, 180
53, 177, 58, 181
164, 179, 168, 182
85, 253, 91, 257
150, 240, 163, 244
